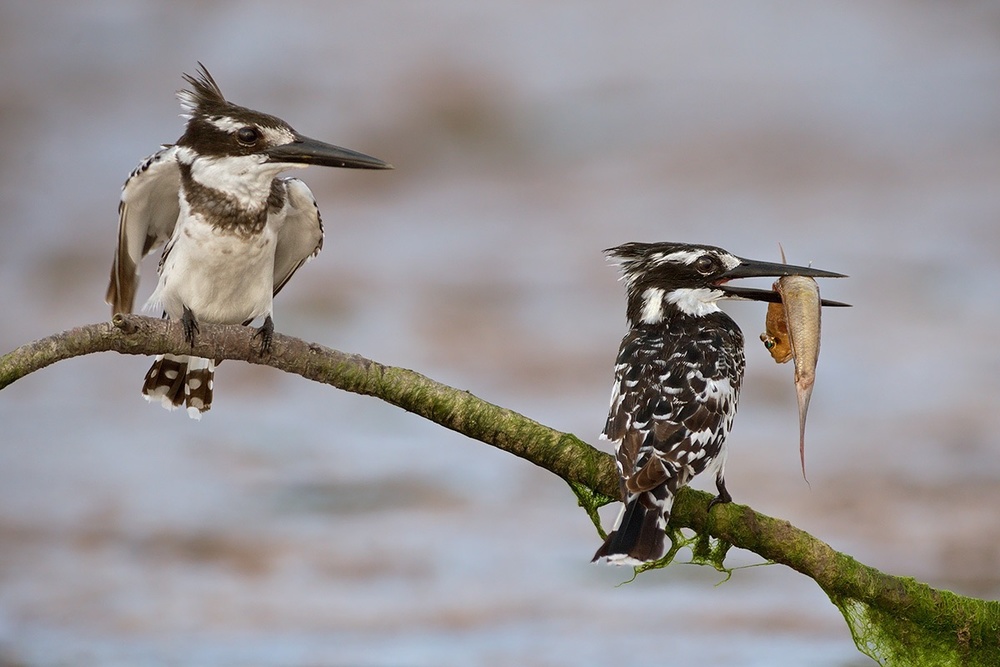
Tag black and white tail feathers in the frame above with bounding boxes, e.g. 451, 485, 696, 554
592, 487, 674, 565
141, 354, 215, 419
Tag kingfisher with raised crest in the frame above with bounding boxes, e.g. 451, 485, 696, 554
592, 242, 846, 565
107, 64, 391, 418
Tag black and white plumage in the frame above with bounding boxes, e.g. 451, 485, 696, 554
593, 242, 845, 565
107, 64, 391, 418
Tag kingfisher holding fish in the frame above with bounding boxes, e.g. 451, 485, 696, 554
593, 242, 847, 566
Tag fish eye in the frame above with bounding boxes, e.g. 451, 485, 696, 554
236, 126, 260, 146
694, 256, 717, 274
759, 334, 775, 349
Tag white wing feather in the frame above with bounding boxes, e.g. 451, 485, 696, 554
106, 145, 181, 314
272, 177, 324, 297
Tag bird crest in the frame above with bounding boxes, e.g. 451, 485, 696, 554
177, 63, 229, 120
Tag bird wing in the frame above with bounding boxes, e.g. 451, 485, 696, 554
603, 328, 741, 496
106, 145, 182, 314
271, 177, 324, 298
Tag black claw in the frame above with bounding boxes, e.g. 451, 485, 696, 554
181, 306, 200, 345
252, 315, 274, 355
707, 476, 732, 513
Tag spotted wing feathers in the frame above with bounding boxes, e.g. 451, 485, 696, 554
594, 320, 744, 564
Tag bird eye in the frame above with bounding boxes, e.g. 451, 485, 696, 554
694, 256, 717, 274
236, 127, 260, 146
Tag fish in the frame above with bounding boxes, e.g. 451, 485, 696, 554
759, 250, 823, 480
761, 299, 793, 363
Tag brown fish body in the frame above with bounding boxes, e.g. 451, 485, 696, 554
761, 298, 793, 363
760, 275, 822, 479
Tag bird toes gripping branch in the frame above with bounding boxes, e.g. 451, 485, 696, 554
252, 315, 274, 356
181, 306, 200, 345
706, 475, 733, 513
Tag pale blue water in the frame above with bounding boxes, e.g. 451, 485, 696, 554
2, 2, 1000, 665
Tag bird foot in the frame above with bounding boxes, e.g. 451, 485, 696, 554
181, 306, 200, 346
252, 315, 274, 356
706, 476, 732, 513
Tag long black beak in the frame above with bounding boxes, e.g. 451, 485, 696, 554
266, 133, 392, 169
717, 257, 850, 307
724, 257, 846, 281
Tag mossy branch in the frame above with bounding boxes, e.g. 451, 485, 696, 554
2, 314, 998, 665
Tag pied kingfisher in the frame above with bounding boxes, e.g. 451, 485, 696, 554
592, 242, 845, 565
107, 64, 391, 418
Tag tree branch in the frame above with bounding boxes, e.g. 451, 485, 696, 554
2, 315, 997, 665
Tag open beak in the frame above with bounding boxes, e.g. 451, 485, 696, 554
717, 257, 850, 307
266, 133, 392, 169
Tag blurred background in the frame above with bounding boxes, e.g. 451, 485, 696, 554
2, 2, 1000, 665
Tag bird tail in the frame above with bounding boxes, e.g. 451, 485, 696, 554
141, 354, 214, 420
592, 487, 674, 565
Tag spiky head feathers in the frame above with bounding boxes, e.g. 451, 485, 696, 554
177, 63, 229, 119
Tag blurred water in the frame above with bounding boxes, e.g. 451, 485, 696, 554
2, 2, 1000, 665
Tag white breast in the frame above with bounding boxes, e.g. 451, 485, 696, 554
145, 202, 278, 324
